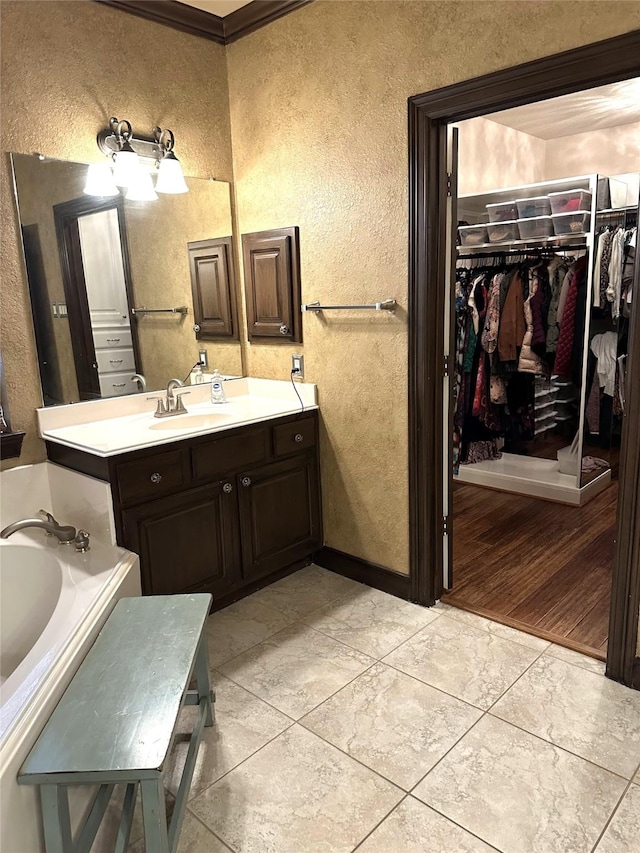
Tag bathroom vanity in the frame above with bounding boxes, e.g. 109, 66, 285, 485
39, 379, 322, 607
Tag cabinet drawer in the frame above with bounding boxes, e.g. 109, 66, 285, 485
272, 416, 317, 458
98, 372, 140, 398
93, 329, 133, 349
192, 427, 269, 482
116, 449, 189, 506
96, 347, 136, 374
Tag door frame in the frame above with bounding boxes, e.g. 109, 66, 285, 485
53, 195, 142, 400
408, 29, 640, 686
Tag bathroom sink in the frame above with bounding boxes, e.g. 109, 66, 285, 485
148, 412, 233, 431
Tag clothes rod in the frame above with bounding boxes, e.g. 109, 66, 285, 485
302, 299, 396, 312
457, 244, 587, 260
131, 306, 189, 316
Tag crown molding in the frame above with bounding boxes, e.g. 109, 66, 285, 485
95, 0, 312, 44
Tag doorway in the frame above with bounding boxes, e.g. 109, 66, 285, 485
408, 30, 640, 687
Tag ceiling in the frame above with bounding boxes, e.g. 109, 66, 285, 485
176, 0, 253, 16
487, 79, 640, 139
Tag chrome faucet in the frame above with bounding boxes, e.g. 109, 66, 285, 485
148, 378, 191, 418
132, 373, 147, 392
0, 510, 90, 550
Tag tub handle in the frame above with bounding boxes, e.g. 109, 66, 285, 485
74, 530, 91, 552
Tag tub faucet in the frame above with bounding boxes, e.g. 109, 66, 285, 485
1, 510, 78, 544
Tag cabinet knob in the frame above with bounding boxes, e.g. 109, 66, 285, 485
241, 476, 252, 487
294, 433, 304, 443
279, 324, 290, 336
223, 482, 233, 494
150, 472, 162, 484
193, 323, 201, 333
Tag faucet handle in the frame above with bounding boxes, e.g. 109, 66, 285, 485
147, 397, 168, 416
39, 509, 58, 525
74, 530, 91, 552
174, 391, 190, 414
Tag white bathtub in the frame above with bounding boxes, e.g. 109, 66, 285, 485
0, 464, 140, 853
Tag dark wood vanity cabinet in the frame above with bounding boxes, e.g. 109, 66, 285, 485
46, 411, 322, 604
121, 481, 243, 598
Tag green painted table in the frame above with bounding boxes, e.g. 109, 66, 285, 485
18, 594, 214, 853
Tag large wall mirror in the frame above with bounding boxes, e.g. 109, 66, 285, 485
11, 153, 243, 406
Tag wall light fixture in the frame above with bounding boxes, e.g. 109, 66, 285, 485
83, 116, 190, 198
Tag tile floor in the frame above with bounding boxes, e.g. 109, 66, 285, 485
97, 566, 640, 853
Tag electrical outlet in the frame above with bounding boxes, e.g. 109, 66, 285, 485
292, 354, 304, 380
198, 349, 208, 369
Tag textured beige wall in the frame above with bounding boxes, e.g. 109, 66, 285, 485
457, 117, 547, 196
1, 0, 233, 468
227, 0, 640, 574
11, 157, 82, 404
125, 178, 241, 389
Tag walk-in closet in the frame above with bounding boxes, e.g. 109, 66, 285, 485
444, 80, 639, 659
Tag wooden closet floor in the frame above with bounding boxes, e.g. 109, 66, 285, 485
443, 481, 618, 659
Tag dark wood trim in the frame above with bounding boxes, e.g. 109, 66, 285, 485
96, 0, 225, 43
224, 0, 312, 43
53, 195, 143, 400
45, 441, 111, 482
95, 0, 312, 44
314, 546, 412, 601
0, 431, 26, 460
632, 659, 640, 691
408, 30, 640, 685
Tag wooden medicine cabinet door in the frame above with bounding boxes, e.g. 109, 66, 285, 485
241, 227, 301, 342
188, 236, 238, 340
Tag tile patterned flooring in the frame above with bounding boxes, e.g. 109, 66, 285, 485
98, 566, 640, 853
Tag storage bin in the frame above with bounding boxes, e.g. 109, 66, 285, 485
516, 196, 551, 218
552, 211, 591, 236
548, 188, 592, 215
458, 224, 489, 246
517, 216, 554, 240
486, 201, 518, 223
486, 220, 519, 243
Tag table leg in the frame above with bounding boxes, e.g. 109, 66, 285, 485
140, 778, 169, 853
40, 785, 72, 853
194, 635, 214, 727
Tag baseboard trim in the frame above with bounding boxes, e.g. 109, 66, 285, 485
314, 547, 412, 600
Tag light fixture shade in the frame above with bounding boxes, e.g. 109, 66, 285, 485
125, 168, 158, 202
112, 148, 139, 188
83, 163, 119, 196
155, 152, 189, 194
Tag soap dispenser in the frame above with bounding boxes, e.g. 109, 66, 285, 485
210, 368, 226, 404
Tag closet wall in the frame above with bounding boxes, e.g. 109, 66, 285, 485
459, 117, 640, 194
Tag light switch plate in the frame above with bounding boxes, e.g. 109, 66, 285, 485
292, 354, 304, 380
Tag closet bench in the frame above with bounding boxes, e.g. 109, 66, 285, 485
18, 594, 214, 853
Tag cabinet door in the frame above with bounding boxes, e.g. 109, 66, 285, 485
121, 481, 241, 598
188, 236, 238, 340
241, 227, 301, 342
238, 454, 321, 581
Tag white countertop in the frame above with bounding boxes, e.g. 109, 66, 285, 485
37, 378, 317, 458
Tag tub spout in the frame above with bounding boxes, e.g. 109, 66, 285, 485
1, 517, 77, 543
